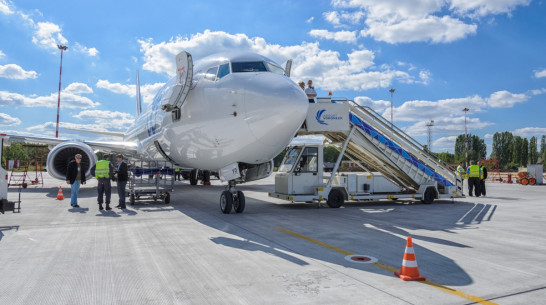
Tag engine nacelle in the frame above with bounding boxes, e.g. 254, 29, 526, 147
238, 160, 273, 183
46, 141, 97, 181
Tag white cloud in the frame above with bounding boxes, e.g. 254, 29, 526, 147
534, 69, 546, 78
0, 50, 5, 57
138, 30, 423, 92
404, 116, 492, 137
306, 17, 314, 23
32, 21, 68, 50
529, 88, 546, 96
0, 112, 21, 126
449, 0, 532, 18
486, 90, 528, 108
361, 16, 477, 44
431, 135, 458, 152
0, 0, 13, 15
309, 29, 357, 43
0, 84, 99, 109
0, 64, 38, 79
512, 127, 546, 137
73, 110, 134, 131
64, 83, 93, 94
96, 79, 164, 104
354, 96, 390, 113
392, 95, 487, 122
331, 0, 529, 44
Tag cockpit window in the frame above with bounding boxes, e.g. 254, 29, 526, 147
265, 62, 285, 75
217, 63, 230, 79
232, 61, 267, 72
205, 66, 218, 81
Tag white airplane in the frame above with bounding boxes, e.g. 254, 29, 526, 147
3, 50, 309, 213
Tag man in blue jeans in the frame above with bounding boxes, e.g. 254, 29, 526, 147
65, 154, 87, 208
114, 154, 129, 209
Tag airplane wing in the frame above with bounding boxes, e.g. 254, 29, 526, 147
3, 134, 138, 156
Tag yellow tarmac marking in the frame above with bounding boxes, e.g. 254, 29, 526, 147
276, 227, 497, 305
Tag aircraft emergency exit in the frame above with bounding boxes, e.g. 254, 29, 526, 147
4, 50, 309, 213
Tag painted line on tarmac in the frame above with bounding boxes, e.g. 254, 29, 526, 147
276, 227, 497, 305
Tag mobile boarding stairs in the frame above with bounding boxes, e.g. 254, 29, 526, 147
269, 97, 465, 208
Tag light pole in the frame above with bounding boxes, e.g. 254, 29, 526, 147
389, 88, 395, 128
426, 120, 434, 151
463, 107, 469, 167
55, 44, 67, 138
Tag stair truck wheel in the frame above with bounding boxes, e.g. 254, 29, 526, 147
220, 190, 233, 214
327, 189, 345, 208
421, 187, 436, 204
234, 191, 245, 213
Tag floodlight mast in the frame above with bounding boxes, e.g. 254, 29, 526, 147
389, 88, 395, 128
55, 44, 67, 138
426, 120, 434, 151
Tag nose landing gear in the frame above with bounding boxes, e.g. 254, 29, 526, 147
220, 180, 245, 214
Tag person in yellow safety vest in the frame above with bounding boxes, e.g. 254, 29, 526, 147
466, 161, 482, 197
479, 161, 488, 196
90, 154, 115, 210
456, 162, 467, 180
174, 168, 181, 181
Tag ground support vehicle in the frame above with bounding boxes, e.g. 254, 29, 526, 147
127, 160, 175, 205
269, 98, 464, 207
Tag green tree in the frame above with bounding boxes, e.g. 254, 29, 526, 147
2, 143, 29, 164
540, 136, 546, 164
529, 136, 538, 164
324, 146, 341, 163
436, 152, 455, 163
491, 131, 513, 168
522, 137, 529, 165
454, 134, 486, 163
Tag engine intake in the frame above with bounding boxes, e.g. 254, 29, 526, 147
46, 141, 97, 180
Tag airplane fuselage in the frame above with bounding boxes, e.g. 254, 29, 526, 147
124, 52, 309, 170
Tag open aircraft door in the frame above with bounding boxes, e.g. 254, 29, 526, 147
163, 51, 193, 120
284, 59, 292, 77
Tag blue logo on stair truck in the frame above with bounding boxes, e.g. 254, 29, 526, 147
316, 109, 343, 125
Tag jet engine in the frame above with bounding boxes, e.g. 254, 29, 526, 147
46, 141, 97, 180
238, 160, 274, 183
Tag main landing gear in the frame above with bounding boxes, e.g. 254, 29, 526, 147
220, 180, 245, 214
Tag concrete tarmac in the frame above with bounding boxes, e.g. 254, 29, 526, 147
1, 176, 545, 305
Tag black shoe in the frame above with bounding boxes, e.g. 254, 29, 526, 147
105, 204, 112, 210
115, 204, 121, 208
99, 204, 104, 210
74, 205, 80, 208
120, 206, 127, 209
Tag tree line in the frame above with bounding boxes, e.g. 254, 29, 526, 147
435, 132, 545, 170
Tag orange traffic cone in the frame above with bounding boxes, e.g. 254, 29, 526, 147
394, 236, 426, 281
56, 186, 64, 200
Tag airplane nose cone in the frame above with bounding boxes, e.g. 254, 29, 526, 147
244, 74, 308, 155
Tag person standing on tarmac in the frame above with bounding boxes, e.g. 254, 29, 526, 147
65, 154, 87, 208
479, 161, 488, 196
466, 161, 482, 197
91, 155, 115, 210
114, 154, 128, 209
456, 161, 466, 181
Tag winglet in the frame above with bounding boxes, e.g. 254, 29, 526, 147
136, 70, 142, 116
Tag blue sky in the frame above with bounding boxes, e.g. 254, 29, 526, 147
1, 0, 545, 154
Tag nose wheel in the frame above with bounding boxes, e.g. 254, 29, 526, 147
220, 181, 245, 214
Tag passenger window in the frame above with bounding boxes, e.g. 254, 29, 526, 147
217, 63, 230, 79
205, 66, 218, 81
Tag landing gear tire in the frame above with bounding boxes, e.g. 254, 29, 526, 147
220, 190, 233, 214
163, 192, 170, 204
234, 191, 245, 213
189, 169, 198, 185
327, 189, 344, 208
421, 187, 436, 204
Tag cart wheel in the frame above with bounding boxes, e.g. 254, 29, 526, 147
164, 192, 170, 204
234, 191, 245, 213
529, 178, 536, 185
130, 194, 135, 205
22, 183, 28, 189
521, 178, 529, 185
220, 191, 233, 214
